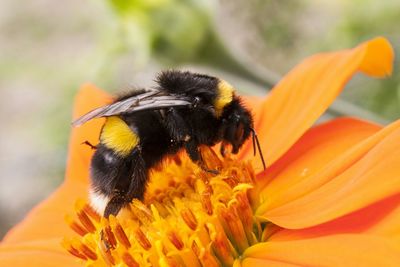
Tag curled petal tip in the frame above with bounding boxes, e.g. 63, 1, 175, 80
359, 36, 394, 78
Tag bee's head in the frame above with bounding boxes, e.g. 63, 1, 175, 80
220, 96, 253, 154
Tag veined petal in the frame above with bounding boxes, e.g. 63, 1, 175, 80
258, 119, 400, 228
243, 234, 400, 267
0, 239, 81, 267
256, 117, 381, 193
268, 193, 400, 241
253, 37, 394, 169
66, 84, 111, 183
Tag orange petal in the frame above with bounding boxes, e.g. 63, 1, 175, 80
365, 195, 400, 239
2, 182, 87, 244
256, 117, 381, 193
66, 83, 112, 183
241, 258, 298, 267
243, 234, 400, 267
0, 239, 80, 267
257, 119, 400, 228
2, 84, 110, 244
269, 193, 400, 241
252, 37, 393, 170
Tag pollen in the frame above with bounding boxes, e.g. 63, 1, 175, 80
63, 147, 263, 266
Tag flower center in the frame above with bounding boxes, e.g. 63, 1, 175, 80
63, 147, 266, 266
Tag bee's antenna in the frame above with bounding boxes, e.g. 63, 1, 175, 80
251, 128, 257, 156
250, 128, 266, 170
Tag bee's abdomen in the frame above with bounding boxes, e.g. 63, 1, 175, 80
100, 116, 139, 156
89, 145, 123, 213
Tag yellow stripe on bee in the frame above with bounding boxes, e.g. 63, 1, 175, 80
214, 80, 234, 117
100, 116, 139, 156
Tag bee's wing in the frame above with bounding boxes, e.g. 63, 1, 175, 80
72, 90, 191, 127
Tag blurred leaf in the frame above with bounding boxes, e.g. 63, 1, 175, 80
109, 0, 171, 16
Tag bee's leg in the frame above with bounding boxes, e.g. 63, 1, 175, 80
99, 229, 113, 250
103, 148, 147, 218
82, 140, 97, 150
185, 141, 219, 175
126, 149, 147, 202
103, 193, 127, 218
220, 141, 230, 157
100, 192, 129, 251
163, 108, 190, 143
220, 144, 225, 157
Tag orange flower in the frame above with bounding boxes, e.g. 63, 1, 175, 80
1, 37, 399, 266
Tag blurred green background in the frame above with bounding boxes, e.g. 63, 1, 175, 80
0, 0, 399, 237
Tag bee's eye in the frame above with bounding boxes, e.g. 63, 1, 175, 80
229, 114, 240, 123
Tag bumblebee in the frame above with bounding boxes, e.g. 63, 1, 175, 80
73, 70, 265, 218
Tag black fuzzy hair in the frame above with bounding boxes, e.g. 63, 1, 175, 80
156, 70, 219, 103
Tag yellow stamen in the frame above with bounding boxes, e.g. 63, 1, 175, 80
208, 223, 237, 266
200, 191, 213, 216
82, 202, 101, 223
168, 231, 184, 250
219, 206, 249, 253
101, 218, 117, 249
75, 201, 96, 233
180, 209, 198, 230
198, 247, 220, 267
79, 242, 97, 261
122, 253, 139, 267
134, 227, 152, 250
61, 239, 87, 260
98, 239, 115, 265
65, 215, 87, 236
109, 215, 131, 248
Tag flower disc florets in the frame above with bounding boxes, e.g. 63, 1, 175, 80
63, 147, 267, 266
